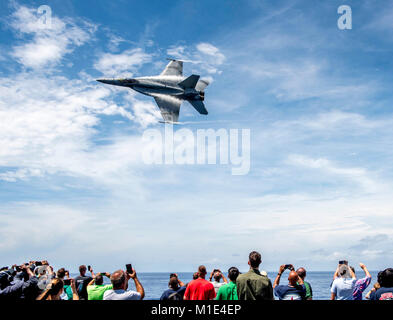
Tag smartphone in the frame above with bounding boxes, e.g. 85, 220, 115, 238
339, 260, 348, 265
63, 279, 71, 285
35, 261, 42, 266
126, 264, 133, 274
285, 264, 292, 269
88, 265, 92, 272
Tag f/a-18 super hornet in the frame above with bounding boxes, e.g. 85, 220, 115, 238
97, 59, 209, 123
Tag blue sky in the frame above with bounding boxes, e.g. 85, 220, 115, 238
1, 0, 393, 273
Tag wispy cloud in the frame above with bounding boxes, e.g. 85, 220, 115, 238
94, 48, 152, 76
9, 4, 96, 69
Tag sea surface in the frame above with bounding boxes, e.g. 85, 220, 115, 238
74, 271, 379, 300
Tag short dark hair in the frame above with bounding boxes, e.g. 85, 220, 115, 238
168, 276, 179, 289
296, 267, 306, 279
192, 272, 199, 280
228, 267, 240, 282
213, 272, 222, 282
79, 265, 86, 273
57, 268, 66, 279
110, 270, 125, 290
95, 274, 104, 285
249, 251, 261, 268
378, 268, 393, 287
198, 265, 207, 275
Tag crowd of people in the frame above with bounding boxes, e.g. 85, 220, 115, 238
1, 251, 392, 300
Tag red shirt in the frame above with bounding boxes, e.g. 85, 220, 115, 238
184, 278, 216, 300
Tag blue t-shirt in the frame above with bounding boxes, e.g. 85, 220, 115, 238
274, 284, 306, 300
331, 278, 357, 300
370, 287, 393, 300
160, 286, 187, 300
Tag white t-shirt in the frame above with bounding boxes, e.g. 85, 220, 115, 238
103, 289, 141, 300
331, 277, 357, 300
211, 281, 225, 294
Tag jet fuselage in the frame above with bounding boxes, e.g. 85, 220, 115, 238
97, 76, 204, 101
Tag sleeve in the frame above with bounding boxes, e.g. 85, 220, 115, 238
369, 290, 377, 300
127, 290, 141, 300
160, 290, 166, 300
274, 285, 283, 299
355, 276, 371, 292
0, 280, 24, 297
184, 284, 190, 300
267, 279, 274, 300
209, 283, 216, 300
216, 286, 223, 300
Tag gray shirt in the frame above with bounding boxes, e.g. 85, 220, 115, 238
103, 289, 141, 300
331, 277, 357, 300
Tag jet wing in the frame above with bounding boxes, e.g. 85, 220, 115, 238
160, 59, 183, 76
153, 96, 182, 123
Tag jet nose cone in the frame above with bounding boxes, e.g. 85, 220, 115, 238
96, 79, 113, 84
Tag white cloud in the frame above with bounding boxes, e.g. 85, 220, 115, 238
166, 42, 226, 75
94, 48, 152, 76
9, 5, 95, 69
196, 42, 226, 65
287, 154, 379, 192
0, 72, 146, 182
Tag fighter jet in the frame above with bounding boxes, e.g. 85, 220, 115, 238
97, 59, 209, 123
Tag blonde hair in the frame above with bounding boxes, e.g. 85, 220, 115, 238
36, 278, 64, 300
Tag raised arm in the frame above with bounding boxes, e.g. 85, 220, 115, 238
273, 265, 286, 288
349, 266, 356, 279
359, 263, 371, 278
70, 278, 80, 300
333, 266, 340, 280
221, 271, 228, 284
129, 269, 145, 299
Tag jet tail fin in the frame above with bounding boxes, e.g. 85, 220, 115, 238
188, 100, 208, 115
178, 74, 200, 89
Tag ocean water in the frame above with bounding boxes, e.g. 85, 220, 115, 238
80, 271, 380, 300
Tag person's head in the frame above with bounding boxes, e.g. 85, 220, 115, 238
79, 265, 87, 276
37, 278, 64, 300
95, 274, 104, 285
296, 267, 306, 280
228, 267, 240, 282
248, 251, 262, 269
288, 271, 299, 286
168, 276, 179, 290
338, 264, 351, 279
374, 282, 381, 290
110, 270, 127, 290
213, 270, 222, 282
198, 266, 207, 279
192, 272, 199, 280
57, 268, 66, 279
0, 270, 13, 290
378, 268, 393, 287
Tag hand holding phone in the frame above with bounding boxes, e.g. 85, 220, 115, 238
126, 264, 133, 274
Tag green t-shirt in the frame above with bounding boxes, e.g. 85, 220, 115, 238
216, 281, 239, 300
87, 284, 113, 300
64, 285, 73, 300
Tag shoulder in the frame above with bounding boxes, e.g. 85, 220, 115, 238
103, 289, 113, 297
126, 290, 141, 300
